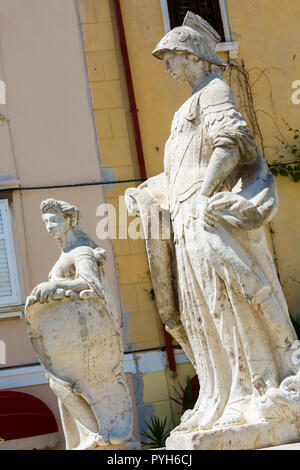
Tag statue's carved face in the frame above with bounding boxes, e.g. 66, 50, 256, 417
163, 51, 205, 85
163, 51, 190, 81
42, 210, 70, 239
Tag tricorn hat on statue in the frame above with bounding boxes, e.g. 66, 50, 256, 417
152, 11, 227, 67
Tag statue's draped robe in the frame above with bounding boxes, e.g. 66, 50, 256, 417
127, 75, 297, 428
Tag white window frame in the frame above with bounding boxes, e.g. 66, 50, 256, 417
160, 0, 239, 58
0, 199, 22, 309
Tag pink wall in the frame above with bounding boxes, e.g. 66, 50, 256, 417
0, 0, 122, 368
0, 0, 102, 186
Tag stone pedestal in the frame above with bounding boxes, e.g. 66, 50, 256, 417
261, 441, 300, 450
166, 421, 300, 450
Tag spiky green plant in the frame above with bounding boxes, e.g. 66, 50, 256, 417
141, 416, 171, 448
169, 376, 197, 412
269, 123, 300, 182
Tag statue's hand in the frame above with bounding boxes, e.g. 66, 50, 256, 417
207, 191, 264, 230
31, 281, 58, 304
25, 295, 37, 308
201, 193, 233, 231
197, 195, 219, 231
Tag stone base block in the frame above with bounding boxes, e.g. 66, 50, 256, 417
166, 421, 300, 450
261, 441, 300, 450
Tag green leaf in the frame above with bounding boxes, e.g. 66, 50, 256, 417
169, 397, 184, 406
141, 415, 172, 448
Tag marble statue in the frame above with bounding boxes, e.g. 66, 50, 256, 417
25, 199, 139, 450
126, 11, 300, 450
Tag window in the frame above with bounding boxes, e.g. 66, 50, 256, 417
0, 199, 21, 308
166, 0, 225, 41
160, 0, 239, 58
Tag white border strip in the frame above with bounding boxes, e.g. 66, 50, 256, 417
124, 349, 189, 374
0, 365, 48, 390
160, 0, 171, 33
0, 350, 190, 389
216, 41, 239, 58
0, 432, 60, 450
218, 0, 231, 42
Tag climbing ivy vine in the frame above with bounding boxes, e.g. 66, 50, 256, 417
226, 61, 300, 182
268, 125, 300, 182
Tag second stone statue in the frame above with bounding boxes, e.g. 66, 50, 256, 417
25, 198, 139, 450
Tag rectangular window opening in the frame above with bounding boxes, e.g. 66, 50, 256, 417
166, 0, 225, 41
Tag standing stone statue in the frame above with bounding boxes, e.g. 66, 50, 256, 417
25, 199, 139, 450
126, 11, 300, 450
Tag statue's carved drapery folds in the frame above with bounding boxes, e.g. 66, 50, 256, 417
126, 11, 300, 450
25, 199, 139, 450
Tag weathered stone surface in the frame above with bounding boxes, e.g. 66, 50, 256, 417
126, 11, 300, 450
25, 199, 139, 450
166, 421, 300, 450
261, 441, 300, 450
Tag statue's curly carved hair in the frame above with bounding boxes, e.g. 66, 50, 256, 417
40, 198, 98, 249
40, 198, 81, 228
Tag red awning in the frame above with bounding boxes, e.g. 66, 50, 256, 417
0, 391, 58, 441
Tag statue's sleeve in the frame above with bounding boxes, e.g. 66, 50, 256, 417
201, 80, 257, 165
199, 81, 278, 229
72, 246, 105, 299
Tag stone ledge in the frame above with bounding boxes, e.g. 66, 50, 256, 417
260, 441, 300, 450
166, 421, 300, 450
